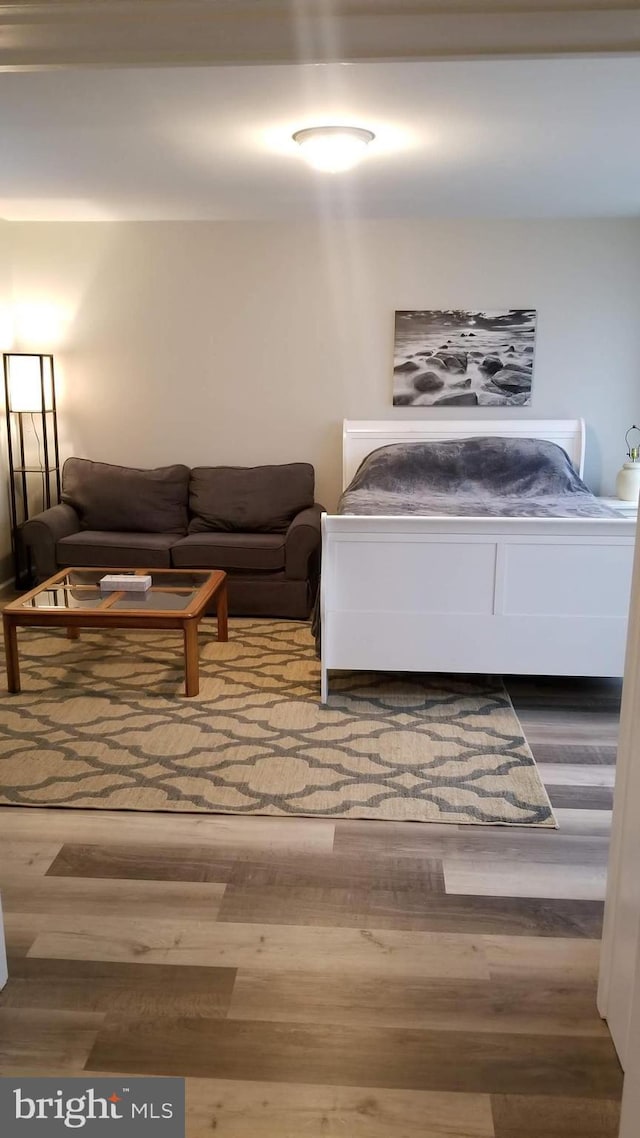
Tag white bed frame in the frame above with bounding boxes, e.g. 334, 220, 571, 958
320, 419, 636, 703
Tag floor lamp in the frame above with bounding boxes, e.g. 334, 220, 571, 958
3, 352, 61, 588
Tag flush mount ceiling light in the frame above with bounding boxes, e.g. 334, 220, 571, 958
292, 125, 375, 172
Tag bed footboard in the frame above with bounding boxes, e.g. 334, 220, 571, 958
320, 514, 636, 703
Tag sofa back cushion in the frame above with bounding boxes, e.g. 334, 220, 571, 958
189, 463, 315, 534
62, 458, 190, 534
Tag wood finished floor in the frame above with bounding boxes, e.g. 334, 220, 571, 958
0, 674, 623, 1137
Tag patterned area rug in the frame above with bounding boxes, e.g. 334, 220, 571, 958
0, 620, 555, 826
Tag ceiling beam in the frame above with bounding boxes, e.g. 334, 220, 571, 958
0, 2, 639, 69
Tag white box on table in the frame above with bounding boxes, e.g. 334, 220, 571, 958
99, 574, 152, 593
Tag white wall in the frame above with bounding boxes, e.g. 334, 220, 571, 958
0, 222, 14, 578
7, 219, 640, 512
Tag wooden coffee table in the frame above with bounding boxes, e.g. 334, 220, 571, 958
2, 567, 227, 697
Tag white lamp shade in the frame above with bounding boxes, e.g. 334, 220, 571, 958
6, 354, 54, 412
292, 126, 375, 172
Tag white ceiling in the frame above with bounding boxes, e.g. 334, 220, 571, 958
1, 56, 640, 221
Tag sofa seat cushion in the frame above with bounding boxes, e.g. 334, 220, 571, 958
171, 533, 285, 572
62, 457, 190, 534
56, 531, 175, 569
188, 463, 315, 534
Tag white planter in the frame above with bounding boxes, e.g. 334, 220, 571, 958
616, 462, 640, 503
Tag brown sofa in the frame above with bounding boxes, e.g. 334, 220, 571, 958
22, 458, 323, 619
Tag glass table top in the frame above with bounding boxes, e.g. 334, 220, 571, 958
17, 570, 216, 613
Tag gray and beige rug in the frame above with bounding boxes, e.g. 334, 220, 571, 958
0, 620, 555, 826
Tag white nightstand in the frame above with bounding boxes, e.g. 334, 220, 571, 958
598, 496, 639, 521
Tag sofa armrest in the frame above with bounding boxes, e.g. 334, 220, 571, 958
285, 504, 324, 581
22, 504, 81, 582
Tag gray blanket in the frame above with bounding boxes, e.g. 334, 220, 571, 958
339, 437, 616, 518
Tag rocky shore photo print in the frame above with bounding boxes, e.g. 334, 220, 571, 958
393, 309, 536, 407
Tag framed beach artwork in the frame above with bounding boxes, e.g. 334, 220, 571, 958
393, 309, 537, 407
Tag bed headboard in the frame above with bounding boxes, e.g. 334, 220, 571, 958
342, 419, 586, 489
